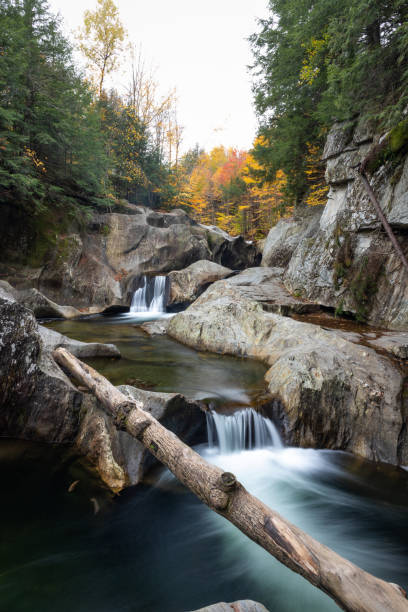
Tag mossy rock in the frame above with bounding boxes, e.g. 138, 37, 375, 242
389, 119, 408, 154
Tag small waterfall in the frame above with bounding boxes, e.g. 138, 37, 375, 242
130, 275, 167, 313
206, 408, 282, 453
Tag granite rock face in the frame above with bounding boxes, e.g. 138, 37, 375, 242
0, 205, 258, 314
262, 206, 324, 268
168, 281, 408, 465
264, 119, 408, 330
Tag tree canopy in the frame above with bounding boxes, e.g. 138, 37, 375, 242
250, 0, 408, 206
0, 0, 182, 215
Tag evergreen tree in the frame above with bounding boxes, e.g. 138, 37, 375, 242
0, 0, 107, 212
250, 0, 408, 207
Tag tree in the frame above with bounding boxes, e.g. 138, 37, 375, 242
250, 0, 408, 209
0, 0, 108, 212
78, 0, 126, 97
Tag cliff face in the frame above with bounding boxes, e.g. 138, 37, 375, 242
0, 204, 258, 312
263, 119, 408, 330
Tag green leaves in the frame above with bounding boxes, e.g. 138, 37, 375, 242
250, 0, 408, 206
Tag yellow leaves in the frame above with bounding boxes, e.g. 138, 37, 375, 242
299, 35, 328, 85
24, 148, 46, 174
77, 0, 127, 96
304, 142, 329, 207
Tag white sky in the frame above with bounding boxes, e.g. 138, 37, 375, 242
47, 0, 268, 153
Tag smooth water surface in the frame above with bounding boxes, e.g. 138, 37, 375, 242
47, 315, 268, 405
1, 314, 407, 612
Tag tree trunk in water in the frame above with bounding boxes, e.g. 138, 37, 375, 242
54, 347, 408, 612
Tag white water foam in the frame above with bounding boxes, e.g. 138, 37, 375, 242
130, 275, 167, 314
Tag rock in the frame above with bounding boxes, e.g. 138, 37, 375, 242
168, 260, 233, 306
0, 295, 127, 491
282, 120, 408, 330
0, 280, 18, 301
262, 206, 324, 268
213, 235, 261, 269
0, 204, 257, 314
17, 287, 83, 319
168, 281, 407, 465
190, 601, 269, 612
366, 332, 408, 359
223, 267, 320, 315
38, 325, 121, 358
321, 121, 356, 161
117, 385, 206, 482
139, 319, 171, 336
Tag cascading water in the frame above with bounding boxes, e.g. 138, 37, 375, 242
130, 275, 167, 313
206, 408, 282, 453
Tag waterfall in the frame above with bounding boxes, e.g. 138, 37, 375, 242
206, 408, 282, 453
130, 275, 167, 313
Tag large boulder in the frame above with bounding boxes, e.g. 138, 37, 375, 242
212, 234, 261, 269
168, 281, 407, 465
215, 267, 320, 315
168, 260, 233, 307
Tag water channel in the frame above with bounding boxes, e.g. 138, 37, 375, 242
1, 304, 408, 612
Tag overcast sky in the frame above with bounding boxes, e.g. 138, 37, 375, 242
47, 0, 268, 153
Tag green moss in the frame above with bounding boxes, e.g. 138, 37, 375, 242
334, 300, 344, 318
389, 119, 408, 153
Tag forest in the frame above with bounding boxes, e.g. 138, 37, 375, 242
2, 0, 407, 239
2, 2, 408, 612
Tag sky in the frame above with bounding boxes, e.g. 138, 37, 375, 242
47, 0, 269, 154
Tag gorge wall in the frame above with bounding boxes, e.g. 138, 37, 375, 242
0, 203, 259, 313
262, 118, 408, 330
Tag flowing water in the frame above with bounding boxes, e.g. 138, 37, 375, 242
130, 276, 168, 314
1, 312, 408, 612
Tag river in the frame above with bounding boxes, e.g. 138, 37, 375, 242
1, 308, 408, 612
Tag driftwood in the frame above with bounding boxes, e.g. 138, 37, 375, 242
54, 347, 408, 612
357, 168, 408, 275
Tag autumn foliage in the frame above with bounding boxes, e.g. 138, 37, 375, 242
167, 143, 290, 240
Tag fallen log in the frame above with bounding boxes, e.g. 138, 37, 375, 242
54, 346, 408, 612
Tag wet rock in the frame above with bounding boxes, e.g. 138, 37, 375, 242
168, 260, 233, 306
0, 294, 127, 491
38, 326, 120, 358
168, 281, 407, 465
138, 319, 171, 336
190, 601, 269, 612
